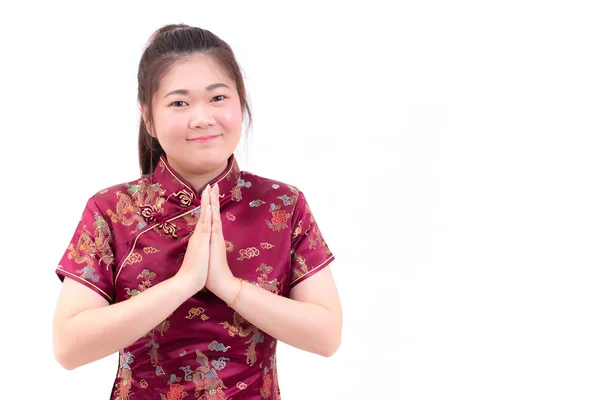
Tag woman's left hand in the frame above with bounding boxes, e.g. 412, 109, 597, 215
206, 183, 237, 297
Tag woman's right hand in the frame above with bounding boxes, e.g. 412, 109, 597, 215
175, 184, 212, 295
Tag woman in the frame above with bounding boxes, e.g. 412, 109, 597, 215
52, 24, 342, 399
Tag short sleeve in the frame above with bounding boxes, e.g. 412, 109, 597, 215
55, 197, 116, 303
289, 191, 335, 288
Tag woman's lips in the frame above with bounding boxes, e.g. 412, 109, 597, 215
188, 134, 221, 143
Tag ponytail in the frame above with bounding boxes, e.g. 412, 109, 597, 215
138, 119, 164, 175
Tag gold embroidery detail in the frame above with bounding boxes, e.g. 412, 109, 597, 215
256, 263, 285, 295
186, 307, 209, 321
143, 246, 159, 254
232, 185, 243, 202
237, 247, 260, 261
293, 220, 303, 238
124, 252, 142, 265
146, 338, 160, 368
219, 312, 261, 366
154, 319, 170, 337
124, 269, 156, 298
291, 251, 309, 282
67, 213, 114, 271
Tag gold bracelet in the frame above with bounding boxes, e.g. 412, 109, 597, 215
228, 278, 243, 308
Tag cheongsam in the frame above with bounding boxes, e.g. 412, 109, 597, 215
55, 154, 335, 399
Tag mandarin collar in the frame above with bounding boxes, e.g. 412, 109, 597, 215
151, 153, 242, 213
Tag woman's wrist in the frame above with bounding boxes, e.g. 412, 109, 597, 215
211, 273, 241, 305
172, 273, 204, 299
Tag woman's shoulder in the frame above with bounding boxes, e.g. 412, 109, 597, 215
240, 170, 305, 202
85, 175, 151, 211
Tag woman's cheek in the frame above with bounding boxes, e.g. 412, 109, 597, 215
164, 117, 188, 136
220, 106, 243, 128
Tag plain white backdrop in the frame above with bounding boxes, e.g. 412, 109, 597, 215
1, 1, 599, 399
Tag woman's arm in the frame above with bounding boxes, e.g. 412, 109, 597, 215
211, 265, 342, 357
53, 188, 213, 370
53, 275, 199, 370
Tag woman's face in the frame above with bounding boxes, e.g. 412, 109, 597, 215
144, 53, 243, 178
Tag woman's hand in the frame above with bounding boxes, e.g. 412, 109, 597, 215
174, 185, 212, 296
205, 183, 237, 298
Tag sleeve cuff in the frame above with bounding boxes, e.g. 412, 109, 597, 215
290, 254, 335, 288
55, 268, 113, 303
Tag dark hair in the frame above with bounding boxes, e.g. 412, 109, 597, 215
137, 24, 252, 174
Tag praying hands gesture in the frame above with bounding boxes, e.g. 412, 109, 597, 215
174, 182, 341, 357
175, 183, 238, 304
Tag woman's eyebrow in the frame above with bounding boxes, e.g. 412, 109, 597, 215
164, 83, 230, 98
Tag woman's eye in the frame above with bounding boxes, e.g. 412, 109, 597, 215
211, 95, 226, 102
171, 101, 188, 107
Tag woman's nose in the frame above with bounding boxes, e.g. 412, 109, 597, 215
190, 105, 216, 128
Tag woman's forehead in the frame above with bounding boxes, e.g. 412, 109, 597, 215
159, 54, 234, 92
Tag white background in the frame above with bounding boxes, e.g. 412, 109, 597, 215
1, 1, 599, 399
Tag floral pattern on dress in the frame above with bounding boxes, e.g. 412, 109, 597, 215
55, 154, 334, 398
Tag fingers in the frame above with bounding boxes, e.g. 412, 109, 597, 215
205, 185, 213, 231
211, 183, 220, 212
210, 183, 222, 236
195, 184, 212, 237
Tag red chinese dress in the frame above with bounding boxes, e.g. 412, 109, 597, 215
55, 154, 335, 399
